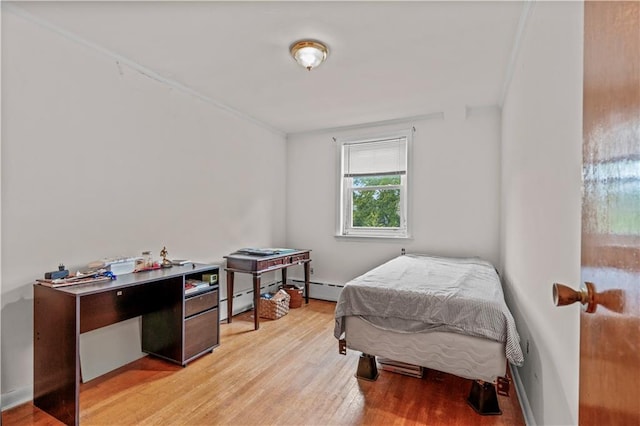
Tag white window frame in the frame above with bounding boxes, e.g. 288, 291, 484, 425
336, 130, 412, 239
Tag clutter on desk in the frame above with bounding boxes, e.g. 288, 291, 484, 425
135, 246, 187, 271
37, 269, 116, 288
89, 249, 186, 275
44, 263, 69, 280
237, 248, 296, 256
41, 245, 194, 288
133, 250, 161, 272
160, 246, 173, 268
88, 256, 140, 275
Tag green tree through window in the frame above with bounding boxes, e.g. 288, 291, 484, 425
338, 130, 410, 238
352, 176, 401, 227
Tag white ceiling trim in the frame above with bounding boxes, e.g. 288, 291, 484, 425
287, 112, 445, 139
4, 3, 287, 138
499, 0, 535, 107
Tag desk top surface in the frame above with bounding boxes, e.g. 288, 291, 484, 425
224, 249, 310, 261
35, 263, 219, 296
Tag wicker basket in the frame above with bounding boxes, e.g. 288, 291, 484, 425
283, 284, 303, 308
259, 289, 290, 319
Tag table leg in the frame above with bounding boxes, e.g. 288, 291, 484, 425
226, 270, 234, 323
34, 286, 80, 426
281, 267, 288, 288
253, 274, 261, 330
304, 261, 310, 304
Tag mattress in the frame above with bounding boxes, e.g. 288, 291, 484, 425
345, 316, 507, 383
335, 254, 524, 366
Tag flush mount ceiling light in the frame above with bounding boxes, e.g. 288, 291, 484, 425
290, 40, 328, 71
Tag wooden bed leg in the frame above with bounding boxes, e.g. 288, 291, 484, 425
356, 353, 379, 381
497, 376, 511, 396
466, 380, 502, 415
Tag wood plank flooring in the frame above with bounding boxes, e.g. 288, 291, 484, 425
3, 300, 525, 425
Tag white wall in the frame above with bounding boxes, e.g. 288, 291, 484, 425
500, 2, 583, 425
286, 107, 501, 297
1, 10, 286, 407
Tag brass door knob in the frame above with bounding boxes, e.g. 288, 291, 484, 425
552, 282, 597, 313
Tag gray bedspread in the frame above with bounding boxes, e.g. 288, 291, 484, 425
334, 254, 524, 366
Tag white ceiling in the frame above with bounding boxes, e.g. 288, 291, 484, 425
9, 1, 526, 135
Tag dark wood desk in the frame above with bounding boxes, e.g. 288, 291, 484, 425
224, 249, 311, 330
33, 264, 220, 426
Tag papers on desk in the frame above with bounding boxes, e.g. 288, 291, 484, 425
37, 275, 113, 288
237, 248, 296, 256
37, 269, 116, 288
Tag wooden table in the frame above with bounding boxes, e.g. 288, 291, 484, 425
224, 249, 311, 330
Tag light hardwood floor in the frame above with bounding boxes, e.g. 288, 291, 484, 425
3, 299, 524, 425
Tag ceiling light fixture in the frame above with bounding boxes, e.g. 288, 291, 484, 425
290, 40, 328, 71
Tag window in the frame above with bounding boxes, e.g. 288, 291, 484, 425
338, 130, 410, 238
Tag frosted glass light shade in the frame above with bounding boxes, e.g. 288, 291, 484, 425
290, 40, 328, 71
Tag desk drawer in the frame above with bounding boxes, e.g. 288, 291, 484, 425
81, 278, 181, 333
289, 253, 309, 263
257, 257, 284, 270
185, 308, 218, 360
185, 289, 218, 318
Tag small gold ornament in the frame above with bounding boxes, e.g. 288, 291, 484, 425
160, 246, 172, 268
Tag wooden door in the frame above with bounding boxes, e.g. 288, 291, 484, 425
580, 1, 639, 424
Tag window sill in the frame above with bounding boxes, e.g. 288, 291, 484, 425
334, 234, 413, 242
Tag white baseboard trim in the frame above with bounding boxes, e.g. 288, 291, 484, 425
511, 365, 536, 426
2, 385, 33, 411
290, 279, 343, 302
219, 280, 281, 320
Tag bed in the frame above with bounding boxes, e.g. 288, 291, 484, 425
334, 254, 524, 415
